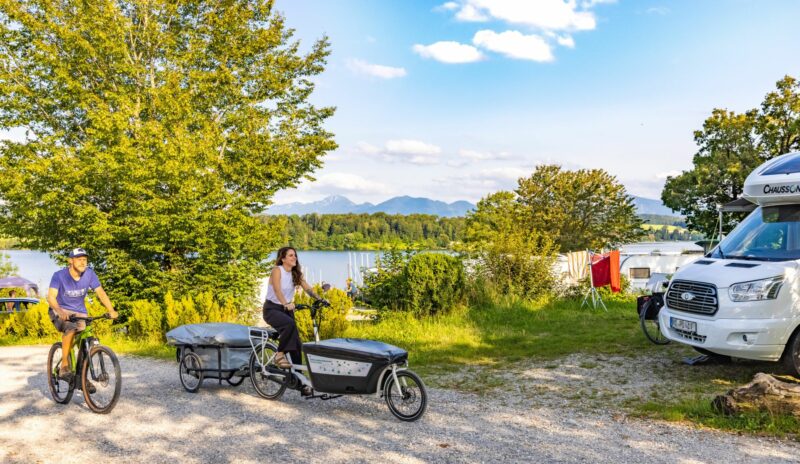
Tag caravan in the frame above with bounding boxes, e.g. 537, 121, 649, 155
659, 151, 800, 375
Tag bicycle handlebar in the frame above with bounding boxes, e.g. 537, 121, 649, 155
68, 313, 113, 323
294, 299, 331, 311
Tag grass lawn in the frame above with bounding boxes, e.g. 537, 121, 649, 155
344, 295, 655, 374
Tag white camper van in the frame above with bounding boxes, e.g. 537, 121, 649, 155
659, 151, 800, 375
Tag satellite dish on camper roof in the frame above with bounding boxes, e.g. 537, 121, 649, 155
743, 151, 800, 207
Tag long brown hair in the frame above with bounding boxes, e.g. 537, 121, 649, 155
275, 246, 302, 286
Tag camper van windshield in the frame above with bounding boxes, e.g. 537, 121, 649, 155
710, 205, 800, 261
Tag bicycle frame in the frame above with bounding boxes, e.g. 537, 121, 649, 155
60, 318, 107, 384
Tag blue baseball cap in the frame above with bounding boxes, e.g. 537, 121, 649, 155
69, 248, 88, 258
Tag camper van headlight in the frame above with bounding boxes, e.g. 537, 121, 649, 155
728, 276, 784, 302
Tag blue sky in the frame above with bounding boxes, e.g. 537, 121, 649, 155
269, 0, 800, 205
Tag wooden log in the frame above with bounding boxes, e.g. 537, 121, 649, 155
712, 372, 800, 417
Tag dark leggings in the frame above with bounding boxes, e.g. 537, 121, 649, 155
262, 300, 302, 364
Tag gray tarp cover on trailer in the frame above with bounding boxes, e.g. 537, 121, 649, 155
167, 323, 252, 371
166, 323, 251, 346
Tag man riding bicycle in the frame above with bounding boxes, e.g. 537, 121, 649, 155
47, 248, 117, 383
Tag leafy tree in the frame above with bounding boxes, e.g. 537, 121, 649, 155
515, 165, 643, 252
0, 252, 17, 277
663, 76, 800, 236
463, 191, 559, 300
0, 1, 336, 305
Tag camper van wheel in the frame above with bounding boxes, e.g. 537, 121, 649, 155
780, 330, 800, 377
179, 352, 204, 393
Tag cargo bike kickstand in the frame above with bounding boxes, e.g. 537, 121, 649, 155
248, 297, 427, 422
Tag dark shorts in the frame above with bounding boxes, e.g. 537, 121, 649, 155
48, 308, 86, 334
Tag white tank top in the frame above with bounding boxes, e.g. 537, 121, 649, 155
266, 266, 296, 305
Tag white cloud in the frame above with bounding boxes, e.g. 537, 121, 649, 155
385, 139, 442, 156
473, 30, 554, 62
355, 139, 443, 165
458, 0, 597, 31
310, 173, 392, 195
354, 141, 382, 155
646, 6, 670, 15
272, 172, 394, 204
437, 1, 460, 11
557, 34, 575, 48
581, 0, 617, 8
433, 167, 530, 200
412, 41, 485, 64
458, 149, 513, 161
347, 59, 407, 79
456, 4, 489, 22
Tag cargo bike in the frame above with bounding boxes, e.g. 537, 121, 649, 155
249, 298, 428, 422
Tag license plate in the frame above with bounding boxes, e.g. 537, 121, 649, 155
671, 317, 697, 333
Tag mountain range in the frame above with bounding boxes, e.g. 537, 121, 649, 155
267, 195, 676, 218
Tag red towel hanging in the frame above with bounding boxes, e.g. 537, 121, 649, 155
591, 253, 611, 287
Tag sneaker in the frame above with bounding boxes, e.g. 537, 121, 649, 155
58, 366, 74, 383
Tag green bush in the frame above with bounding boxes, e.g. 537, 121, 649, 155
295, 285, 351, 340
16, 301, 58, 338
361, 249, 414, 311
129, 300, 164, 340
294, 285, 353, 341
470, 230, 558, 301
403, 253, 465, 316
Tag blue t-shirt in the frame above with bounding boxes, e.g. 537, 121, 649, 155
49, 267, 101, 314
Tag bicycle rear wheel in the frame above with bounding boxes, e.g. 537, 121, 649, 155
47, 342, 74, 404
249, 342, 286, 400
81, 345, 121, 414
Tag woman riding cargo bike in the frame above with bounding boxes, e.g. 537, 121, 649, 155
250, 247, 427, 421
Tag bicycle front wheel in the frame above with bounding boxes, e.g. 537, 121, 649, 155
81, 345, 121, 414
47, 342, 74, 404
384, 370, 427, 422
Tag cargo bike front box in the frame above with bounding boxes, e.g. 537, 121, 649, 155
302, 338, 409, 395
167, 322, 276, 392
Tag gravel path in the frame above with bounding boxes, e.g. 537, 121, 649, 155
1, 345, 799, 464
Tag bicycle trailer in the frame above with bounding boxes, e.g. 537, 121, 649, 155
167, 323, 275, 392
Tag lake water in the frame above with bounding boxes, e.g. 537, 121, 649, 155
0, 249, 382, 299
1, 242, 703, 298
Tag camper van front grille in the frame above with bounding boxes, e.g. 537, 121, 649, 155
666, 280, 718, 315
